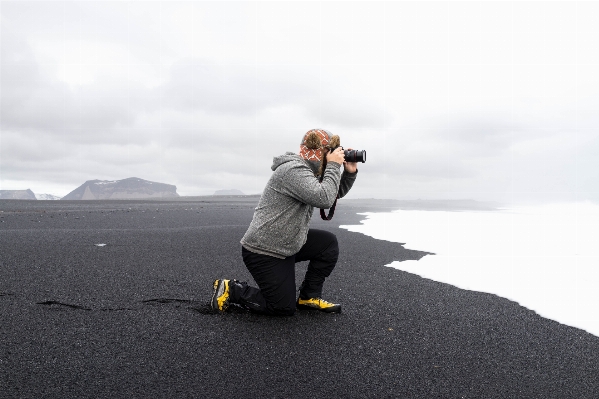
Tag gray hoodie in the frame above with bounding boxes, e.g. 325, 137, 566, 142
240, 152, 357, 259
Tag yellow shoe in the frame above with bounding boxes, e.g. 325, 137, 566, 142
211, 279, 231, 312
297, 297, 341, 313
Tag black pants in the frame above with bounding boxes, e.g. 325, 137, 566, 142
233, 229, 339, 316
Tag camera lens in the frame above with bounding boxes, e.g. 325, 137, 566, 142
344, 149, 366, 163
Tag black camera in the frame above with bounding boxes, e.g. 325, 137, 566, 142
332, 147, 366, 163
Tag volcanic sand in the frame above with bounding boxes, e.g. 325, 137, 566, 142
1, 197, 598, 398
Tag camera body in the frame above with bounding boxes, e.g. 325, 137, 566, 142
331, 146, 367, 163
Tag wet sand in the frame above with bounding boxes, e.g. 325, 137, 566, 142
1, 197, 598, 398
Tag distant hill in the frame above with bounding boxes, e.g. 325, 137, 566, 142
0, 189, 37, 200
61, 177, 179, 200
35, 193, 62, 200
213, 189, 245, 196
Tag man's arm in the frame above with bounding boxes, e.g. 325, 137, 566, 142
338, 170, 357, 199
338, 149, 358, 199
279, 162, 341, 209
278, 147, 346, 209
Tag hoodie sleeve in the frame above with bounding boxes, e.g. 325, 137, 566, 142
277, 161, 342, 209
338, 169, 358, 199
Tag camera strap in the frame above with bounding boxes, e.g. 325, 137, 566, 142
320, 197, 338, 221
318, 155, 338, 221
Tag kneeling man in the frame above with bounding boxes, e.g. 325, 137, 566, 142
211, 129, 358, 315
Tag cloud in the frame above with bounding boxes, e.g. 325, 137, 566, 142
0, 27, 136, 137
1, 1, 599, 203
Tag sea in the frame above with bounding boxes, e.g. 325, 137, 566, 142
341, 202, 599, 337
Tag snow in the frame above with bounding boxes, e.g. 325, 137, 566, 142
340, 202, 599, 336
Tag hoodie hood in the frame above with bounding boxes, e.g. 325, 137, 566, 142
271, 152, 301, 171
271, 152, 319, 175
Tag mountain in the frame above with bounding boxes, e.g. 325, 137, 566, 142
213, 189, 245, 196
61, 177, 179, 200
0, 189, 37, 200
35, 193, 62, 200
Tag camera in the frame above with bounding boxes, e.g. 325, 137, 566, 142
331, 147, 367, 163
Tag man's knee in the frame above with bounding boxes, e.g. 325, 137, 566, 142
265, 291, 297, 316
279, 307, 296, 316
270, 304, 296, 316
323, 232, 339, 261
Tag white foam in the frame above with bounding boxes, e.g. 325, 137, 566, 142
340, 202, 599, 337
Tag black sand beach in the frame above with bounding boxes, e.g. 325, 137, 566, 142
1, 197, 598, 398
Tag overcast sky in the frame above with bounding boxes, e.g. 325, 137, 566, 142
1, 1, 598, 203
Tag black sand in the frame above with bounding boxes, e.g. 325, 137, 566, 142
1, 197, 598, 398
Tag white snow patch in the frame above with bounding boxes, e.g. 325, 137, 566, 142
340, 202, 599, 337
35, 193, 62, 200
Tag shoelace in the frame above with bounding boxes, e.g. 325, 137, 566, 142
314, 298, 335, 307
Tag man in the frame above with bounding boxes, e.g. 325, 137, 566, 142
210, 129, 358, 315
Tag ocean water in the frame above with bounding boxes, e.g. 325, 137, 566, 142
340, 202, 599, 337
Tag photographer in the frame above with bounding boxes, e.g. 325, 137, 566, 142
210, 129, 358, 315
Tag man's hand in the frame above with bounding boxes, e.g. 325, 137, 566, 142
326, 147, 345, 166
343, 148, 358, 173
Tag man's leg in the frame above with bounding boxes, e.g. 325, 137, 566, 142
295, 229, 339, 299
233, 247, 297, 316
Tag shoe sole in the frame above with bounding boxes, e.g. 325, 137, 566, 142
210, 280, 225, 312
297, 303, 342, 313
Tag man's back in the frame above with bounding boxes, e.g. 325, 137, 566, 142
240, 152, 342, 258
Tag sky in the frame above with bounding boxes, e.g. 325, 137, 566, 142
1, 1, 598, 203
